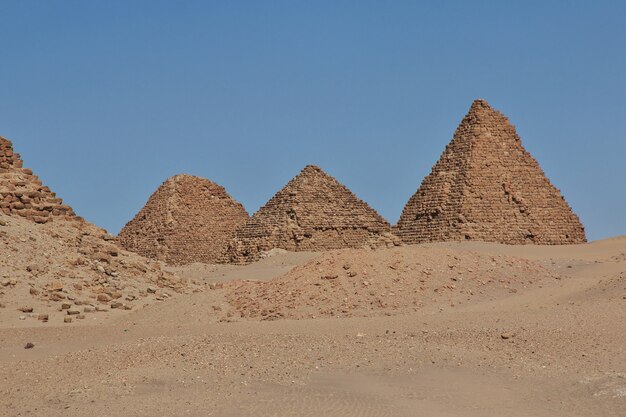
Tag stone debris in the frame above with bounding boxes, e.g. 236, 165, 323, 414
0, 136, 201, 317
0, 136, 75, 223
224, 165, 391, 264
24, 342, 34, 349
395, 99, 586, 245
225, 245, 562, 320
118, 174, 249, 265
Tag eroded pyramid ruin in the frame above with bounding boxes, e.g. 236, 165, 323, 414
0, 135, 75, 223
224, 165, 393, 263
395, 99, 586, 245
118, 174, 249, 265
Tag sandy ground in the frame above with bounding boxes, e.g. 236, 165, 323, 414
1, 234, 625, 416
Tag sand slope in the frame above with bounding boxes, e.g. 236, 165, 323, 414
1, 236, 625, 416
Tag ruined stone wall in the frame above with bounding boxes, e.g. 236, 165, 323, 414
395, 100, 586, 245
224, 165, 392, 263
0, 136, 75, 223
118, 174, 249, 265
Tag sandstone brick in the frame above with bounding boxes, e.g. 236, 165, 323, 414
0, 136, 75, 223
395, 99, 586, 245
118, 174, 249, 265
223, 165, 391, 264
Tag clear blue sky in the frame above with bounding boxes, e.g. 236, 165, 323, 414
1, 1, 624, 241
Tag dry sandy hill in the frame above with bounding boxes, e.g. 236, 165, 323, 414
224, 245, 562, 320
1, 135, 202, 327
0, 212, 199, 327
0, 238, 625, 416
2, 237, 625, 416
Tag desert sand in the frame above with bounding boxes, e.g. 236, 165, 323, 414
1, 210, 624, 416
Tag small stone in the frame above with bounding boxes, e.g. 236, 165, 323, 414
49, 293, 65, 301
108, 291, 122, 299
97, 294, 111, 303
321, 274, 339, 280
37, 314, 49, 321
66, 309, 80, 315
110, 302, 123, 309
501, 332, 513, 340
51, 280, 63, 291
147, 287, 157, 294
64, 317, 72, 323
123, 304, 133, 310
19, 315, 26, 320
19, 306, 33, 313
24, 342, 34, 349
83, 306, 95, 313
29, 287, 40, 296
95, 306, 108, 312
77, 314, 85, 319
1, 279, 10, 286
61, 303, 71, 310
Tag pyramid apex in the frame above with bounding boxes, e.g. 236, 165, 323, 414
164, 173, 218, 185
167, 173, 197, 181
468, 98, 494, 112
301, 164, 323, 173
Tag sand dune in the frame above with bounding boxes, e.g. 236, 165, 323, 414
1, 220, 625, 416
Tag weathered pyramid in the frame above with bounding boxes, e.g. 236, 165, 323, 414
118, 174, 249, 265
224, 165, 392, 263
395, 99, 586, 245
0, 135, 75, 223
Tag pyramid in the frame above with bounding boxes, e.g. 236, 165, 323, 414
0, 135, 75, 223
118, 174, 249, 265
223, 165, 392, 263
395, 99, 586, 245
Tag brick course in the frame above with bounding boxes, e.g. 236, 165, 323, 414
0, 136, 75, 223
118, 174, 249, 265
395, 99, 586, 245
223, 165, 392, 263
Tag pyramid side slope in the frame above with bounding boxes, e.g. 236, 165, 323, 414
224, 165, 392, 263
0, 136, 75, 223
118, 175, 249, 265
395, 101, 586, 245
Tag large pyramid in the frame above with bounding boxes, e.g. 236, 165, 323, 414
395, 99, 586, 245
0, 135, 75, 223
118, 174, 249, 265
224, 165, 393, 263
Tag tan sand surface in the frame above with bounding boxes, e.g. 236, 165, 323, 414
1, 222, 625, 416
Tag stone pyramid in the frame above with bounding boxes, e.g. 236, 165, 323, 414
0, 135, 75, 223
224, 165, 392, 263
395, 99, 586, 245
118, 174, 249, 265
